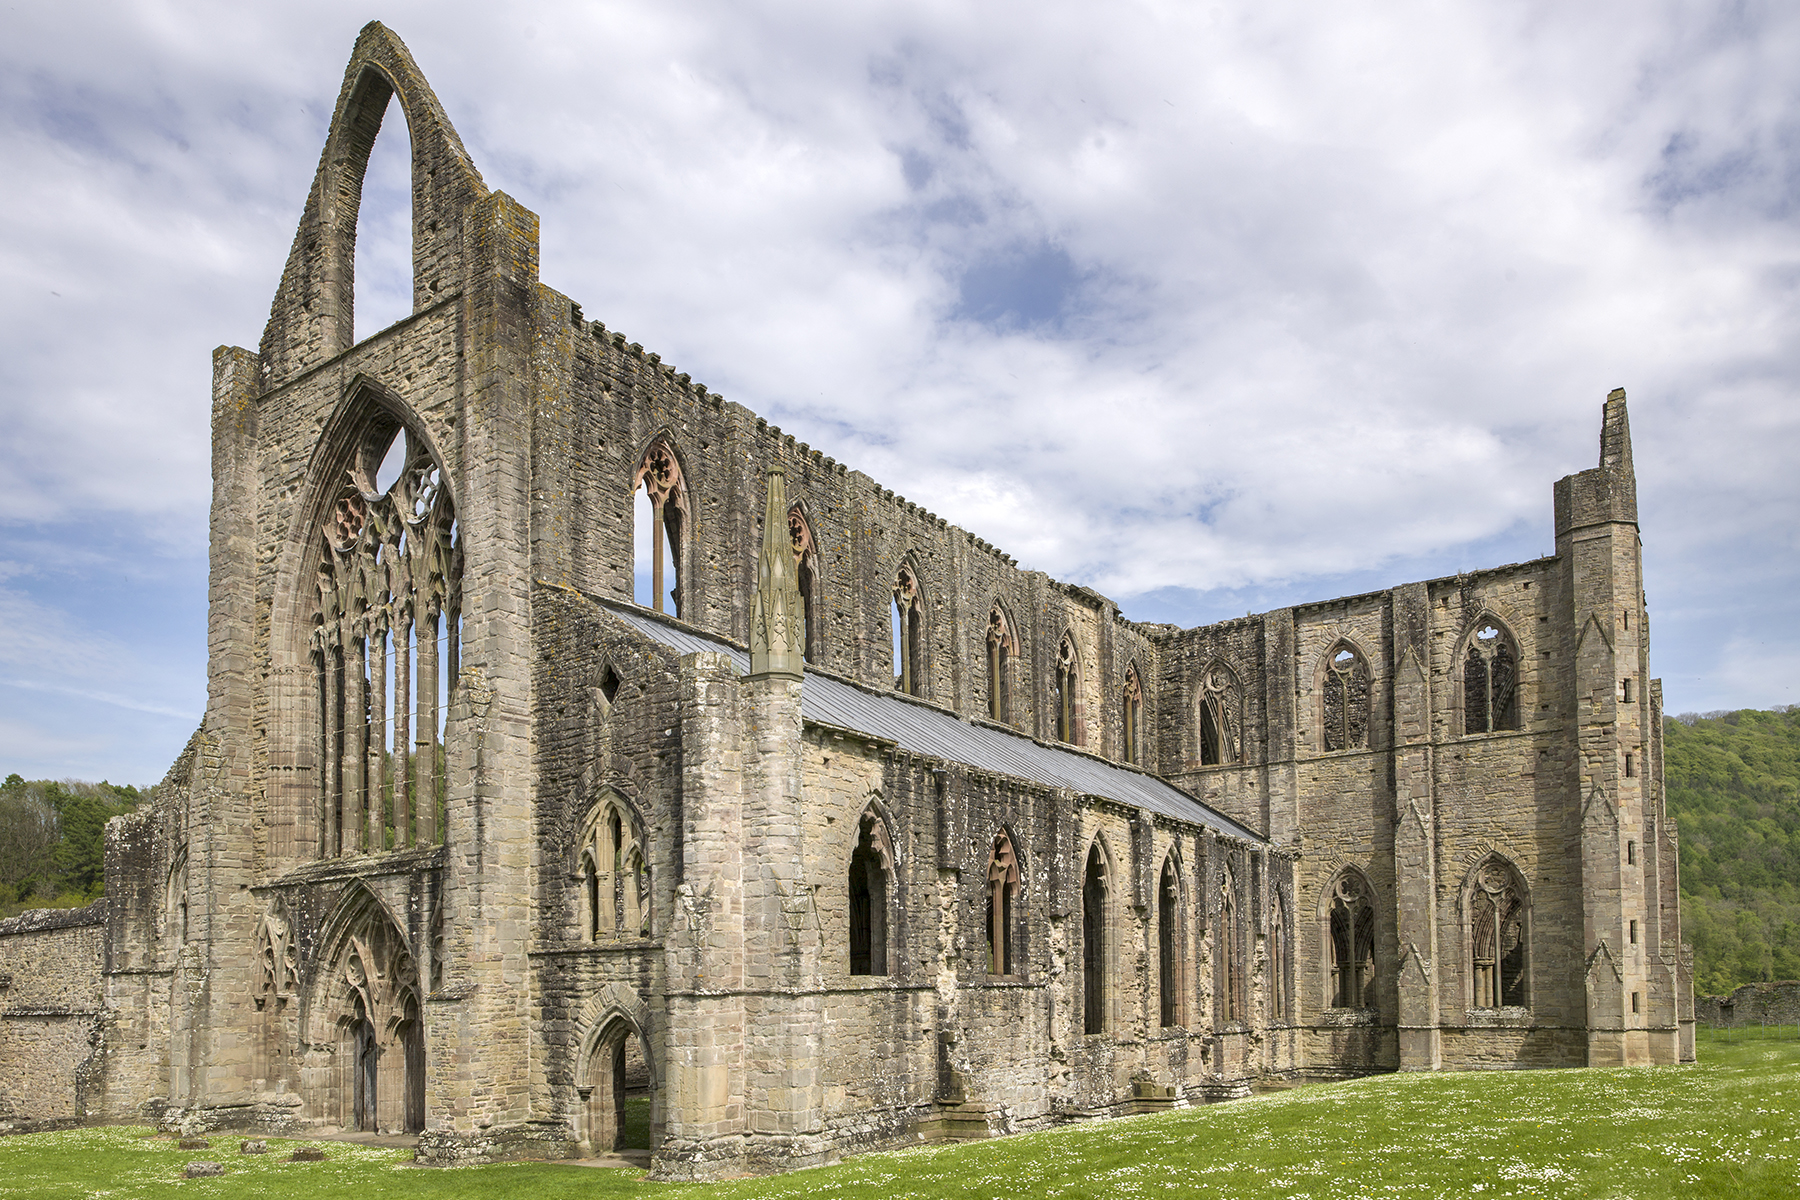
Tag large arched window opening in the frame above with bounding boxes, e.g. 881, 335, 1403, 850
1217, 868, 1243, 1024
1197, 661, 1243, 767
1326, 870, 1376, 1010
1468, 857, 1530, 1009
788, 503, 821, 664
1123, 665, 1144, 765
849, 808, 893, 976
633, 439, 689, 617
986, 832, 1020, 977
986, 604, 1016, 724
1319, 641, 1372, 752
892, 565, 924, 695
1055, 634, 1084, 746
1158, 854, 1184, 1028
1462, 619, 1520, 735
350, 84, 413, 343
1083, 842, 1109, 1034
312, 414, 460, 858
577, 794, 650, 941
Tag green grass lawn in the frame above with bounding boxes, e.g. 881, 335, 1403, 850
5, 1029, 1795, 1199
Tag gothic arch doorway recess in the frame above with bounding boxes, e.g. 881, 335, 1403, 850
312, 886, 425, 1134
580, 1016, 653, 1155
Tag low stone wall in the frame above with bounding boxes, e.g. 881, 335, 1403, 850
1694, 981, 1800, 1026
0, 901, 109, 1131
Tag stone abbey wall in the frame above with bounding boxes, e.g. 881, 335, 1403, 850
0, 20, 1690, 1177
0, 904, 107, 1130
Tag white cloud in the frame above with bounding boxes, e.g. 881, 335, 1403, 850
1, 0, 1796, 780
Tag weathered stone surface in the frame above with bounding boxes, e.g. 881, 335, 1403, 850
184, 1161, 224, 1177
0, 20, 1692, 1180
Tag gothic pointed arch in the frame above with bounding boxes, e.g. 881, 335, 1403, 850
1054, 632, 1084, 746
848, 802, 896, 976
307, 882, 424, 1134
575, 790, 650, 941
1197, 659, 1244, 766
787, 499, 822, 663
1081, 834, 1114, 1033
260, 22, 489, 382
1464, 855, 1531, 1009
1316, 638, 1372, 752
1269, 885, 1291, 1022
1459, 614, 1522, 735
1122, 661, 1145, 765
298, 381, 461, 859
1157, 848, 1187, 1027
577, 1007, 655, 1154
633, 434, 692, 618
1321, 866, 1377, 1010
985, 601, 1019, 725
1215, 862, 1245, 1024
891, 557, 927, 696
985, 828, 1022, 977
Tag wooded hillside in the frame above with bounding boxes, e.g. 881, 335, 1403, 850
1664, 706, 1800, 995
0, 774, 145, 920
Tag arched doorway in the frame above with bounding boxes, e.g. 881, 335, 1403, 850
581, 1018, 652, 1154
315, 886, 426, 1135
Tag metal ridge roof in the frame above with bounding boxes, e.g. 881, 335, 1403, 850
594, 600, 1264, 844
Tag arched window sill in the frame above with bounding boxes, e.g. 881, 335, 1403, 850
1463, 1006, 1534, 1027
977, 975, 1032, 987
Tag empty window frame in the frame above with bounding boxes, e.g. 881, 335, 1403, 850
986, 604, 1016, 724
1217, 868, 1244, 1023
849, 808, 893, 976
986, 832, 1020, 976
1320, 641, 1371, 752
633, 439, 689, 616
1269, 893, 1289, 1022
1469, 857, 1529, 1008
1083, 842, 1109, 1033
892, 565, 923, 695
788, 503, 821, 664
1123, 665, 1144, 765
1326, 869, 1376, 1009
1055, 634, 1083, 745
1462, 620, 1520, 735
1158, 855, 1184, 1027
1198, 662, 1243, 766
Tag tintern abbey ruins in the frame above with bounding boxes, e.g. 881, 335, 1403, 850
0, 25, 1693, 1176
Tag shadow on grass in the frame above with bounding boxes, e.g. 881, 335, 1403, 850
3, 1030, 1794, 1199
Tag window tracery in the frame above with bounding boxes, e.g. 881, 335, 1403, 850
1055, 635, 1083, 745
312, 421, 460, 858
788, 504, 820, 664
986, 832, 1019, 976
1469, 858, 1529, 1008
1327, 870, 1376, 1009
1157, 855, 1184, 1027
892, 565, 923, 695
633, 439, 689, 616
578, 794, 649, 941
1083, 841, 1109, 1033
1198, 662, 1243, 766
323, 892, 424, 1133
986, 605, 1016, 724
1217, 868, 1243, 1023
1462, 621, 1519, 735
1123, 666, 1144, 765
1320, 642, 1371, 752
849, 807, 893, 976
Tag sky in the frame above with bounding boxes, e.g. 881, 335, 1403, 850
2, 1, 1797, 785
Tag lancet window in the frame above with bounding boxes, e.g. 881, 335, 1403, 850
986, 832, 1019, 976
1083, 842, 1109, 1033
1198, 662, 1243, 766
1469, 858, 1529, 1008
1462, 621, 1519, 735
1320, 642, 1371, 751
633, 439, 689, 617
312, 420, 460, 858
1217, 868, 1244, 1023
1327, 869, 1376, 1009
1055, 634, 1083, 745
1270, 893, 1289, 1021
1123, 665, 1144, 765
986, 604, 1016, 724
1158, 855, 1184, 1027
578, 795, 649, 941
892, 565, 923, 695
849, 808, 893, 976
788, 504, 820, 664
